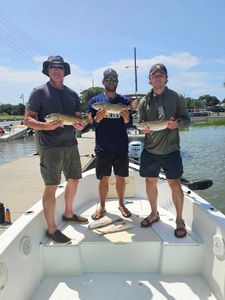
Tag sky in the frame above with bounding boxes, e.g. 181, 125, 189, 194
0, 0, 225, 105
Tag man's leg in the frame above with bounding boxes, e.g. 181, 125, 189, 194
116, 175, 131, 217
167, 179, 186, 237
92, 176, 109, 219
42, 185, 58, 234
64, 178, 79, 218
167, 179, 184, 221
167, 178, 186, 231
116, 175, 125, 204
145, 177, 159, 221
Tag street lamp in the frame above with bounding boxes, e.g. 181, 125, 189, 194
125, 47, 138, 95
20, 94, 24, 105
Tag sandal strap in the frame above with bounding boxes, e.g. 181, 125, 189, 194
176, 219, 185, 226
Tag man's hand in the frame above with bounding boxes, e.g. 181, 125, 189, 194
142, 127, 152, 134
120, 109, 130, 124
94, 108, 107, 123
73, 122, 85, 131
45, 120, 64, 130
167, 118, 178, 130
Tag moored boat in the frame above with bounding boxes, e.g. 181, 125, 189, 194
0, 161, 224, 299
0, 124, 29, 142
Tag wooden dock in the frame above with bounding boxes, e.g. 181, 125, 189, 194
0, 131, 96, 234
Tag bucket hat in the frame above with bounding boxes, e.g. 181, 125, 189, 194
42, 55, 71, 77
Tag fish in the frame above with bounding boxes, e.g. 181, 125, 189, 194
44, 113, 87, 126
136, 120, 168, 131
92, 102, 132, 113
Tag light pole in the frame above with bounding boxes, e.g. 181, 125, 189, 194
125, 47, 138, 95
20, 94, 24, 105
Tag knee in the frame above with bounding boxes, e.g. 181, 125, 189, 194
67, 179, 79, 187
45, 185, 58, 193
146, 178, 157, 187
168, 180, 183, 192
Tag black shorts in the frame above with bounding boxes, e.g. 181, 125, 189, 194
96, 154, 129, 180
140, 149, 183, 179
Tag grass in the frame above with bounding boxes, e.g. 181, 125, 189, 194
0, 115, 23, 120
191, 119, 225, 127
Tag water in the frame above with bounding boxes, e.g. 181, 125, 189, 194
0, 126, 225, 214
180, 126, 225, 214
0, 135, 37, 165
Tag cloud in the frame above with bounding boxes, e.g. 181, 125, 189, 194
0, 52, 223, 104
207, 58, 225, 65
97, 52, 199, 71
32, 55, 48, 64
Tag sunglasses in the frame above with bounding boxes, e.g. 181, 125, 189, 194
104, 77, 118, 82
49, 65, 64, 70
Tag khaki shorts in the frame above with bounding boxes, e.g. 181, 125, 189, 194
40, 145, 82, 185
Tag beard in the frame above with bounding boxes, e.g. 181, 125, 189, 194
104, 83, 117, 92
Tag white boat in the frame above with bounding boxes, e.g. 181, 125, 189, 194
0, 124, 28, 142
189, 111, 209, 122
0, 161, 224, 300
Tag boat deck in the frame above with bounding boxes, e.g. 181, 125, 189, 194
31, 198, 217, 300
33, 273, 216, 300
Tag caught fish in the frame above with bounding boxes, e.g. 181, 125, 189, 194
92, 102, 132, 113
44, 113, 87, 126
136, 120, 168, 131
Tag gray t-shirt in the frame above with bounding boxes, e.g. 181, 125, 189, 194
138, 87, 190, 155
27, 82, 81, 148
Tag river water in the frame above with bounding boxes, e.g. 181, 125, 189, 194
0, 126, 225, 214
180, 126, 225, 214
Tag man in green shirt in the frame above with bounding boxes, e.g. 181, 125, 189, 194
138, 63, 190, 238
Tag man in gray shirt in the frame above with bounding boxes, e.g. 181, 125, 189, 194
138, 63, 190, 238
24, 56, 88, 244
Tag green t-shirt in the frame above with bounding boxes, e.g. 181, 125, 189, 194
138, 87, 190, 155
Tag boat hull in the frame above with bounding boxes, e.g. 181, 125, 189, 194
0, 164, 224, 299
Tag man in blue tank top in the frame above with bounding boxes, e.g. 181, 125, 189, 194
88, 68, 133, 220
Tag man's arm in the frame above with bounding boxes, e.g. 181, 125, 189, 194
24, 108, 63, 130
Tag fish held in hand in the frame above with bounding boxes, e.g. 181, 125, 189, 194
45, 113, 87, 126
92, 102, 132, 113
136, 120, 168, 131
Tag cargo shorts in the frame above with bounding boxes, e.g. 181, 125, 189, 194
40, 145, 82, 185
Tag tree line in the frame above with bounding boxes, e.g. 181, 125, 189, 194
0, 89, 224, 116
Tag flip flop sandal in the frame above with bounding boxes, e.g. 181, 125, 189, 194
91, 209, 106, 220
174, 219, 187, 238
118, 206, 132, 218
141, 213, 160, 228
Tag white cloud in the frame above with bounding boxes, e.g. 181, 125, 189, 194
207, 58, 225, 65
0, 52, 224, 104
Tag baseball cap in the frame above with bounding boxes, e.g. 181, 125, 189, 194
149, 63, 167, 77
103, 68, 118, 78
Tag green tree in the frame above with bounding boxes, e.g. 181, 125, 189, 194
80, 87, 104, 112
0, 103, 25, 115
198, 95, 220, 107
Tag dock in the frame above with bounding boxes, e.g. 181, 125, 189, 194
0, 131, 96, 234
